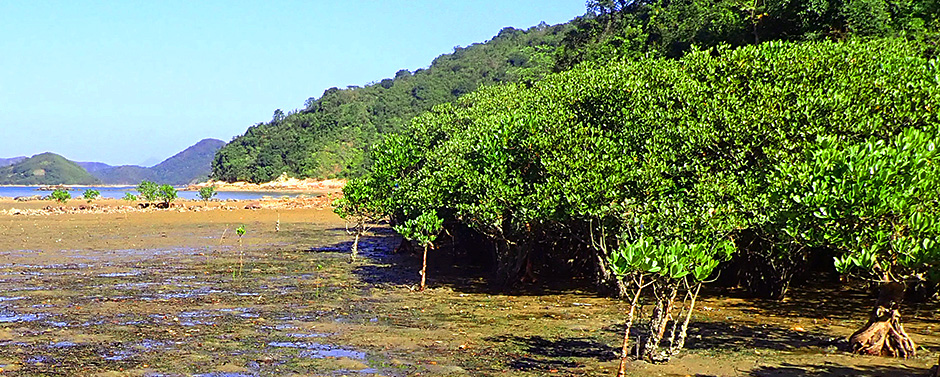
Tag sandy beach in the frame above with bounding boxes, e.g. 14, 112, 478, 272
184, 174, 345, 193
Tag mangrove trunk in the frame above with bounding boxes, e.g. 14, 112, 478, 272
419, 244, 429, 291
849, 282, 916, 358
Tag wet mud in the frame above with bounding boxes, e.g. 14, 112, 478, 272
0, 199, 938, 376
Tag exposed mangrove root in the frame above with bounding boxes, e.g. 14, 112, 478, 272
493, 239, 528, 287
617, 275, 646, 377
590, 219, 628, 298
641, 280, 678, 361
344, 218, 369, 262
849, 282, 916, 358
668, 282, 701, 355
621, 277, 703, 364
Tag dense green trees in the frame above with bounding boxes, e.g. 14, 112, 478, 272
767, 92, 940, 357
557, 0, 939, 68
342, 37, 940, 360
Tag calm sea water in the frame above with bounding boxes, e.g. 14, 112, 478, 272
0, 186, 317, 201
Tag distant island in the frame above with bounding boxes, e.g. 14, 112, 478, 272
0, 138, 224, 186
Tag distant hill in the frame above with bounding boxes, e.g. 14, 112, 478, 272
93, 165, 154, 184
151, 139, 226, 183
76, 161, 113, 172
0, 157, 26, 167
92, 138, 225, 185
0, 153, 100, 185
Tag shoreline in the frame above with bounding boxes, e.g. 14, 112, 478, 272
0, 184, 136, 188
0, 177, 346, 194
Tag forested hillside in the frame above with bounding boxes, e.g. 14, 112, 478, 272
211, 23, 571, 183
556, 0, 939, 68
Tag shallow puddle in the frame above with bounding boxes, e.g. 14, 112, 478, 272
0, 311, 44, 323
285, 332, 330, 338
268, 341, 367, 359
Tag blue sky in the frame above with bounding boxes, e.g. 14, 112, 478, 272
0, 1, 586, 166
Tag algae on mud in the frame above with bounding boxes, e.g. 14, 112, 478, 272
0, 198, 939, 376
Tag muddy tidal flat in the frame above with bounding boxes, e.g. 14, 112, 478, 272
0, 198, 939, 376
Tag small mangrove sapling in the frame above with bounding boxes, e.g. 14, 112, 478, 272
198, 185, 217, 206
83, 189, 100, 203
157, 184, 178, 207
333, 180, 383, 261
137, 181, 159, 203
235, 225, 246, 278
394, 211, 443, 291
50, 189, 71, 204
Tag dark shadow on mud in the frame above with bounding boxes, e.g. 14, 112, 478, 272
485, 335, 617, 372
730, 287, 872, 321
354, 254, 600, 296
305, 227, 396, 257
601, 321, 845, 353
275, 225, 346, 240
709, 284, 940, 326
307, 241, 353, 253
344, 229, 601, 297
509, 357, 581, 372
682, 321, 845, 351
749, 363, 930, 377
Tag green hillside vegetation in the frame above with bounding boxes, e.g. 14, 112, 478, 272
556, 0, 939, 69
93, 165, 154, 185
211, 22, 572, 183
0, 153, 100, 185
341, 37, 940, 361
93, 138, 225, 185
